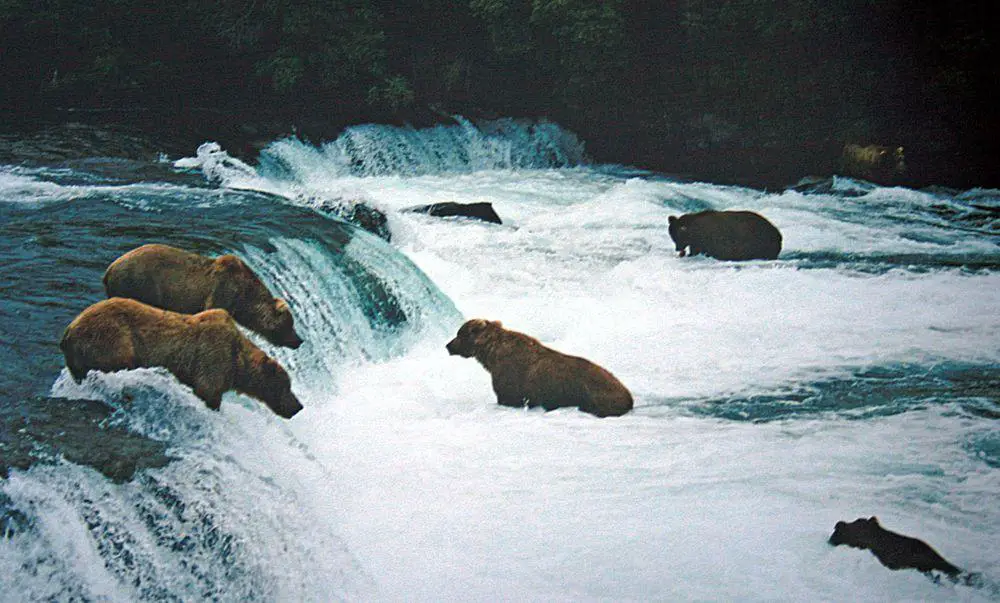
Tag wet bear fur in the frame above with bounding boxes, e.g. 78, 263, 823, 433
828, 517, 961, 576
446, 319, 633, 418
103, 244, 303, 348
60, 298, 303, 418
668, 210, 782, 261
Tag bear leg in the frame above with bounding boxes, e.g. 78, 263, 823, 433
65, 328, 137, 379
193, 385, 223, 411
67, 364, 89, 383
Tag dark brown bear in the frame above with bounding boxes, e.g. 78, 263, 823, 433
103, 244, 303, 348
828, 516, 961, 576
668, 210, 782, 261
446, 319, 633, 418
60, 298, 303, 418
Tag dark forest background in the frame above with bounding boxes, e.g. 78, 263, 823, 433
1, 0, 997, 188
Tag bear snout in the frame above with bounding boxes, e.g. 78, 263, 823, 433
267, 328, 303, 349
275, 394, 304, 419
285, 333, 304, 349
446, 337, 471, 357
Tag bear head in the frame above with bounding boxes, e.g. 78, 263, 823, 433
247, 350, 303, 419
829, 516, 882, 548
259, 298, 304, 349
667, 215, 691, 257
446, 319, 502, 358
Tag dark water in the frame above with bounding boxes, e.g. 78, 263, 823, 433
681, 362, 1000, 425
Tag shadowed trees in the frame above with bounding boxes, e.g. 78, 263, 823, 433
1, 0, 996, 186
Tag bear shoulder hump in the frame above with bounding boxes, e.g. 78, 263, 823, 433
190, 308, 238, 328
214, 254, 246, 270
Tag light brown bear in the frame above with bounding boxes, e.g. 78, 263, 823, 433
60, 298, 303, 418
446, 319, 633, 418
840, 143, 906, 184
103, 244, 303, 349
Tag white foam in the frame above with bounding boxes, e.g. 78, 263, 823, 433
0, 168, 86, 204
240, 156, 1000, 600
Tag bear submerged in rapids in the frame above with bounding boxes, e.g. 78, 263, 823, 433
446, 319, 633, 418
840, 143, 906, 184
104, 243, 303, 348
668, 210, 782, 261
60, 298, 303, 418
828, 517, 965, 577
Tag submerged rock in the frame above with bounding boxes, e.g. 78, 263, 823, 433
0, 396, 174, 484
316, 199, 392, 241
786, 175, 876, 197
404, 201, 502, 224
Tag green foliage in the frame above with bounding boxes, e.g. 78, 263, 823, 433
368, 75, 415, 112
469, 0, 533, 58
535, 0, 628, 95
467, 0, 631, 120
257, 53, 305, 94
243, 0, 389, 100
0, 0, 996, 185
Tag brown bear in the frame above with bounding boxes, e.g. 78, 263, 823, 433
668, 210, 782, 261
828, 517, 961, 576
446, 319, 633, 418
840, 143, 906, 184
103, 244, 303, 349
60, 298, 303, 419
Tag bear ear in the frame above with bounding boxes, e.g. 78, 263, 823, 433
868, 516, 879, 525
251, 348, 270, 369
218, 254, 252, 276
490, 320, 503, 328
668, 216, 677, 224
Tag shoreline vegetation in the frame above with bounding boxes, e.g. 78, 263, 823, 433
2, 1, 997, 190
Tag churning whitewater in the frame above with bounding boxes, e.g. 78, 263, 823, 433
1, 118, 998, 601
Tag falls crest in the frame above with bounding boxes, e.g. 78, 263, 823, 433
218, 117, 588, 185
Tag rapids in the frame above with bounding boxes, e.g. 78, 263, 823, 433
1, 118, 998, 601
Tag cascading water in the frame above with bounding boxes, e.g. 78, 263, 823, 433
0, 163, 459, 601
2, 118, 999, 601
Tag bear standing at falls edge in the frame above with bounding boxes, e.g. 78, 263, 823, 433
103, 243, 303, 349
60, 298, 303, 419
446, 319, 633, 418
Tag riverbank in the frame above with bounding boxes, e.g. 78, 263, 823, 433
2, 106, 996, 192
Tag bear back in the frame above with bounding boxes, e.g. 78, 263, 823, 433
668, 210, 781, 261
446, 319, 633, 418
103, 244, 303, 349
60, 298, 302, 418
828, 516, 962, 576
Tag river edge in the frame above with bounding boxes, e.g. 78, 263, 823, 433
2, 108, 997, 192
